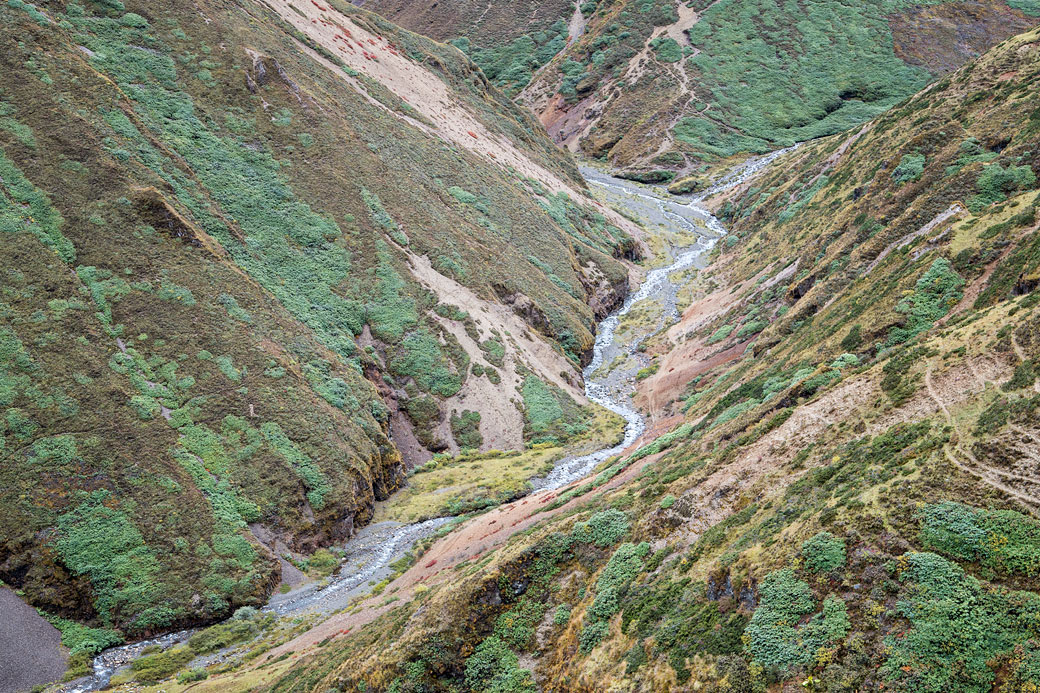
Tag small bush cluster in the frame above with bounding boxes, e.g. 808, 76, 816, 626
800, 531, 846, 574
886, 258, 964, 347
572, 509, 631, 547
580, 542, 650, 653
968, 163, 1036, 212
892, 152, 926, 184
743, 568, 849, 676
918, 502, 1040, 577
882, 551, 1040, 691
520, 374, 589, 443
450, 409, 483, 450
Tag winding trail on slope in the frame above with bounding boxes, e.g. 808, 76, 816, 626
924, 363, 1040, 510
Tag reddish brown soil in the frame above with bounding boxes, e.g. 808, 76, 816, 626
260, 435, 666, 660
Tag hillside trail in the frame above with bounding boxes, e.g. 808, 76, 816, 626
1010, 331, 1040, 393
924, 363, 1040, 509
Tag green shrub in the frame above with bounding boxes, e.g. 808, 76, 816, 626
41, 614, 123, 655
801, 531, 846, 574
450, 19, 568, 96
675, 0, 936, 158
216, 293, 251, 323
0, 145, 73, 262
918, 502, 1040, 577
579, 620, 609, 653
706, 324, 734, 344
390, 331, 462, 398
463, 636, 536, 692
305, 548, 339, 576
597, 542, 650, 593
588, 586, 620, 620
635, 363, 659, 380
736, 320, 767, 339
968, 163, 1036, 211
187, 619, 257, 654
886, 258, 964, 346
56, 490, 163, 624
0, 100, 37, 147
882, 552, 1040, 692
572, 509, 630, 547
1007, 0, 1040, 14
629, 423, 693, 461
744, 569, 849, 675
448, 186, 479, 205
131, 645, 195, 683
451, 409, 483, 449
649, 36, 683, 62
177, 668, 208, 683
520, 375, 589, 442
892, 152, 926, 184
840, 324, 863, 351
830, 353, 860, 370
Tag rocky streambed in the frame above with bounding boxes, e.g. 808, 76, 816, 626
64, 157, 773, 692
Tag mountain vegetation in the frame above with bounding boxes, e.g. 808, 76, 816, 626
1, 0, 1039, 690
0, 0, 636, 661
222, 25, 1040, 693
366, 0, 1038, 178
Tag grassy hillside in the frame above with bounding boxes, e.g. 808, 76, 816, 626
538, 0, 1037, 175
360, 0, 577, 96
231, 26, 1040, 693
0, 0, 636, 659
366, 0, 1037, 176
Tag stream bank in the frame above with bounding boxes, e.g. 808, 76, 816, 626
61, 157, 772, 692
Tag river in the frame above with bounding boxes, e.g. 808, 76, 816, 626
66, 155, 779, 691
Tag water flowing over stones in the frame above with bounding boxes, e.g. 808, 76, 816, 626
68, 159, 767, 691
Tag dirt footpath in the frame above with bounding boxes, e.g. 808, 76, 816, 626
0, 586, 67, 692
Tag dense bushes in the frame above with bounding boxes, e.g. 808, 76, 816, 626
918, 502, 1040, 577
969, 163, 1036, 212
622, 580, 747, 682
450, 409, 483, 449
55, 490, 164, 625
572, 509, 630, 547
801, 531, 846, 574
463, 636, 537, 691
744, 569, 849, 676
520, 374, 590, 443
892, 152, 926, 184
390, 331, 462, 398
580, 542, 650, 653
649, 36, 682, 62
882, 552, 1040, 692
886, 258, 964, 346
450, 20, 568, 96
677, 0, 934, 157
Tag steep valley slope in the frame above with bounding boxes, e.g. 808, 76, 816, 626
172, 24, 1040, 693
363, 0, 1038, 182
0, 0, 642, 675
2, 0, 1040, 691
